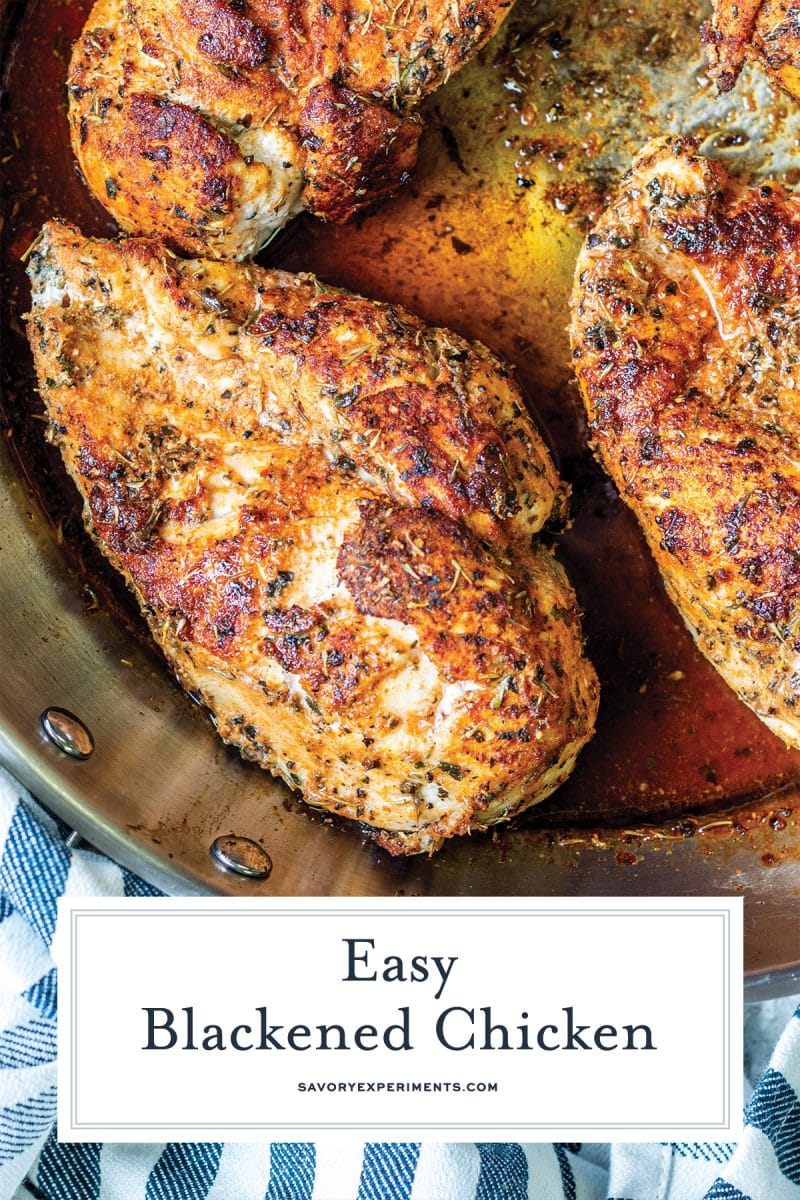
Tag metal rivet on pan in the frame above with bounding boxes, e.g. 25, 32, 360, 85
40, 707, 94, 760
210, 834, 272, 879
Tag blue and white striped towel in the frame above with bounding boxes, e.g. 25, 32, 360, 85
0, 763, 798, 1200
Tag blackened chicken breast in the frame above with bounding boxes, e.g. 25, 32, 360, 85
703, 0, 800, 99
571, 136, 800, 749
28, 220, 598, 853
68, 0, 513, 259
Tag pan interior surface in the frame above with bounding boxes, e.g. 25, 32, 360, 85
1, 0, 799, 987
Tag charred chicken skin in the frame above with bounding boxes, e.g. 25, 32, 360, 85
703, 0, 800, 99
28, 221, 598, 854
67, 0, 513, 259
570, 136, 800, 750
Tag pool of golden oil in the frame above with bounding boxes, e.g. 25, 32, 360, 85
3, 0, 800, 824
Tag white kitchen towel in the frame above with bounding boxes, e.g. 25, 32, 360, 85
0, 765, 797, 1200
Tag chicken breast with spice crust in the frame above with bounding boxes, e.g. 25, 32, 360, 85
27, 220, 597, 854
67, 0, 513, 259
570, 135, 800, 749
703, 0, 800, 99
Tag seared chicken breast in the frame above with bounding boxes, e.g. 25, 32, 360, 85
703, 0, 800, 99
28, 220, 597, 854
570, 136, 800, 749
68, 0, 513, 259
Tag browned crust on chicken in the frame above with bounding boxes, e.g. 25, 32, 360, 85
570, 135, 800, 749
28, 221, 597, 853
67, 0, 513, 258
703, 0, 800, 99
297, 82, 422, 224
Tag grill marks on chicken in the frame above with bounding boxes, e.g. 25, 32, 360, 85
703, 0, 800, 99
28, 221, 597, 854
68, 0, 513, 259
570, 136, 800, 749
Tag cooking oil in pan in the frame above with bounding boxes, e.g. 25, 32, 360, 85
2, 0, 799, 825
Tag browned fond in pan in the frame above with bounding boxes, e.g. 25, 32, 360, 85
1, 0, 799, 990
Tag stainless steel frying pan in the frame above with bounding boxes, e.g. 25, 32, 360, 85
1, 0, 799, 996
